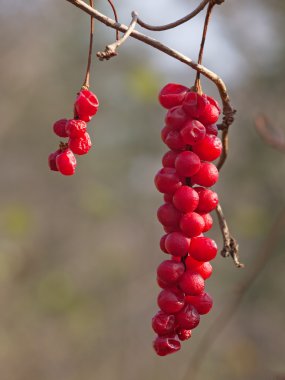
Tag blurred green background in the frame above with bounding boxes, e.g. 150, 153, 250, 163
0, 1, 284, 379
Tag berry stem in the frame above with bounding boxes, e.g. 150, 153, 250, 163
107, 0, 120, 41
194, 1, 215, 94
82, 0, 94, 90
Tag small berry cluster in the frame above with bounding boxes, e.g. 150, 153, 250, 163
152, 83, 222, 356
48, 89, 99, 175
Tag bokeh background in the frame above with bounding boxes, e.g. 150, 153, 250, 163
0, 1, 284, 379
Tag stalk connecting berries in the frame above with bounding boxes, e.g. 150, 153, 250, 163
152, 83, 222, 356
48, 89, 99, 176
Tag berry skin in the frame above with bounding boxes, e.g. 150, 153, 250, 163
205, 123, 218, 136
195, 262, 213, 280
162, 150, 179, 168
165, 130, 186, 151
175, 151, 201, 177
56, 149, 77, 176
159, 83, 189, 109
53, 119, 69, 138
157, 203, 181, 228
176, 328, 192, 341
172, 186, 199, 213
175, 304, 200, 330
161, 125, 173, 143
198, 95, 221, 125
48, 149, 61, 171
65, 119, 87, 138
185, 256, 203, 269
201, 213, 213, 232
191, 162, 219, 187
180, 119, 206, 145
182, 91, 208, 119
163, 193, 173, 203
153, 335, 181, 356
74, 89, 99, 122
69, 132, 92, 155
180, 212, 205, 238
189, 237, 218, 262
192, 135, 222, 161
157, 289, 185, 314
157, 260, 185, 286
160, 234, 169, 254
165, 106, 188, 130
165, 232, 190, 257
195, 187, 219, 213
152, 311, 176, 336
186, 292, 213, 315
179, 271, 205, 295
154, 168, 182, 194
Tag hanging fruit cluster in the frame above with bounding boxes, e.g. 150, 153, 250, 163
152, 83, 222, 356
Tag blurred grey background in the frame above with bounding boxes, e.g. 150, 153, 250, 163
0, 1, 284, 379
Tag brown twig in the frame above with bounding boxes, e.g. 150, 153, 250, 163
97, 12, 138, 61
106, 0, 120, 41
82, 0, 94, 89
64, 0, 235, 130
194, 0, 215, 93
182, 207, 285, 380
215, 203, 244, 268
254, 114, 285, 153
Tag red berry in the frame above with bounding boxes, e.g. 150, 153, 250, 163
199, 95, 220, 125
180, 119, 206, 145
160, 234, 169, 253
195, 188, 219, 213
154, 168, 182, 194
161, 125, 173, 143
196, 262, 213, 280
175, 151, 201, 177
157, 203, 181, 228
159, 83, 189, 109
153, 335, 181, 356
163, 225, 179, 233
152, 311, 176, 335
172, 186, 199, 213
163, 193, 173, 203
180, 212, 205, 238
48, 149, 61, 171
65, 119, 87, 138
185, 256, 202, 269
165, 232, 190, 257
192, 135, 222, 161
189, 237, 218, 261
165, 106, 188, 130
68, 132, 92, 155
179, 270, 205, 295
201, 213, 213, 232
74, 89, 99, 122
191, 162, 219, 187
162, 150, 179, 168
56, 149, 77, 176
157, 289, 185, 314
205, 123, 218, 136
175, 304, 200, 330
165, 130, 185, 150
176, 328, 192, 341
182, 91, 208, 119
157, 260, 185, 286
53, 119, 68, 138
186, 292, 213, 315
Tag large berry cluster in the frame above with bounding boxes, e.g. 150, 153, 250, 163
48, 89, 99, 176
152, 83, 222, 356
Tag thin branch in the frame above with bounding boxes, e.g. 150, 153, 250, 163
136, 0, 210, 32
82, 0, 94, 89
182, 207, 285, 380
97, 12, 138, 61
64, 0, 235, 130
215, 204, 244, 268
194, 1, 215, 93
106, 0, 120, 41
254, 114, 285, 153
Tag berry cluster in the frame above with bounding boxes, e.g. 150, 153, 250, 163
48, 89, 99, 175
152, 83, 222, 356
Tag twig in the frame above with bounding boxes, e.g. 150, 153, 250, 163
64, 0, 235, 130
97, 12, 138, 61
254, 114, 285, 153
182, 207, 285, 380
215, 204, 244, 268
82, 0, 94, 89
106, 0, 120, 41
